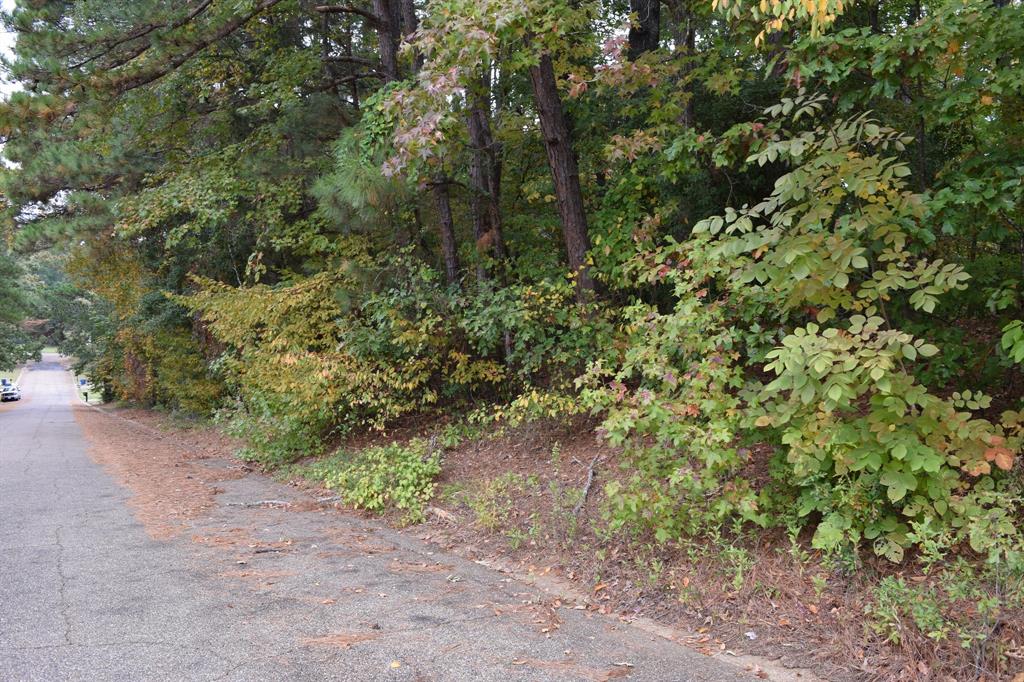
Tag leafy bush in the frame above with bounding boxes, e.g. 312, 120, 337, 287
223, 395, 333, 467
580, 287, 763, 540
180, 250, 515, 460
461, 279, 617, 385
1003, 320, 1024, 365
584, 94, 1024, 560
323, 440, 441, 523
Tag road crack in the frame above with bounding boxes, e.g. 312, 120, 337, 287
54, 526, 73, 645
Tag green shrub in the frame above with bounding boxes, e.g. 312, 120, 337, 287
460, 279, 617, 385
583, 94, 1024, 560
865, 551, 1023, 660
323, 440, 441, 523
180, 252, 508, 457
222, 394, 333, 467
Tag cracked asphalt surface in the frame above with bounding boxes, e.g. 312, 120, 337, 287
0, 356, 755, 681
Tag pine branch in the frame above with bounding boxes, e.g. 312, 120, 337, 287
68, 0, 217, 71
110, 0, 286, 94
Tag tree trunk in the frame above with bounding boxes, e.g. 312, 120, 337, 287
371, 0, 400, 80
467, 110, 492, 283
528, 53, 594, 300
627, 0, 661, 60
342, 17, 360, 107
431, 179, 461, 285
400, 0, 424, 71
396, 0, 461, 287
467, 74, 507, 280
666, 1, 696, 127
400, 0, 416, 36
484, 64, 507, 262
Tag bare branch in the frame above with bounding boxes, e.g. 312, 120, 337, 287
313, 4, 382, 26
324, 55, 377, 68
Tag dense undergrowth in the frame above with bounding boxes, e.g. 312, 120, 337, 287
2, 0, 1023, 677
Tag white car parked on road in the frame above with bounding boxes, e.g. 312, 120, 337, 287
1, 385, 22, 402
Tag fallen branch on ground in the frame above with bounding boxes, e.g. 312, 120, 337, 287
573, 453, 602, 516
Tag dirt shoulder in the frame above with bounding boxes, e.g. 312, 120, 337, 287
74, 405, 248, 539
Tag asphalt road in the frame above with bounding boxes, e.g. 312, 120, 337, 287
0, 356, 757, 681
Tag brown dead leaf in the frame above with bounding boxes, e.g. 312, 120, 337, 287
509, 658, 630, 681
984, 446, 1014, 471
389, 559, 453, 574
428, 505, 459, 523
216, 568, 295, 589
301, 632, 379, 649
965, 460, 992, 476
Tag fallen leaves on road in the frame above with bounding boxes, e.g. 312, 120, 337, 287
327, 528, 397, 555
510, 657, 631, 681
487, 598, 564, 634
75, 405, 245, 539
216, 569, 296, 588
191, 527, 257, 549
300, 632, 380, 649
388, 559, 453, 574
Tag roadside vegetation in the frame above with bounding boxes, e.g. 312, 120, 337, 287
1, 0, 1022, 677
0, 252, 42, 369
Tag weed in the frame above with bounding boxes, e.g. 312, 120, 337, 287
720, 543, 754, 592
811, 575, 828, 600
507, 528, 528, 550
550, 440, 562, 465
462, 472, 532, 531
645, 557, 666, 588
437, 419, 490, 449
